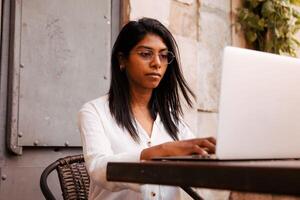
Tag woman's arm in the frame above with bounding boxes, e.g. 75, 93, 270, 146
78, 104, 142, 192
140, 137, 216, 160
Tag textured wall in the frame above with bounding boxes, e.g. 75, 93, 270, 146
129, 0, 231, 199
129, 0, 231, 136
196, 0, 231, 139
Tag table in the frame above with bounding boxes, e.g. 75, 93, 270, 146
107, 159, 300, 199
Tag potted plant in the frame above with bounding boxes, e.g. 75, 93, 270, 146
237, 0, 300, 57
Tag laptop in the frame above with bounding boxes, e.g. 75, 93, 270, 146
153, 46, 300, 161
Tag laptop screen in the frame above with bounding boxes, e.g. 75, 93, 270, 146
216, 47, 300, 160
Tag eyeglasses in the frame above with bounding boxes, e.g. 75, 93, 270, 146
133, 50, 175, 65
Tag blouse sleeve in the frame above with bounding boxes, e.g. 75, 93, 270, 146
78, 103, 143, 192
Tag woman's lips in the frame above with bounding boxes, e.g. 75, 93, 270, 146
145, 73, 161, 78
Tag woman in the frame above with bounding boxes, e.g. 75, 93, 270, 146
78, 17, 216, 200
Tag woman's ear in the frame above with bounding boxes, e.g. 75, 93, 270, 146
117, 52, 126, 71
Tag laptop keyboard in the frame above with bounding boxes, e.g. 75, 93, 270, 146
152, 154, 217, 161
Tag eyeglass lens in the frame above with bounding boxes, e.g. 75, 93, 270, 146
137, 51, 175, 64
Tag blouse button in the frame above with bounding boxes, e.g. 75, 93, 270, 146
151, 191, 156, 197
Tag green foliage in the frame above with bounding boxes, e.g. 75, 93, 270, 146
237, 0, 300, 56
291, 0, 300, 6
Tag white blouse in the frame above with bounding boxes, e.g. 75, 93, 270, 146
78, 95, 195, 200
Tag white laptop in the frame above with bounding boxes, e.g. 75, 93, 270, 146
154, 46, 300, 161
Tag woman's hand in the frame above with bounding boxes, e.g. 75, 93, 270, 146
140, 137, 216, 160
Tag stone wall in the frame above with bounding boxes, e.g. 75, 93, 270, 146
129, 0, 232, 137
127, 0, 300, 142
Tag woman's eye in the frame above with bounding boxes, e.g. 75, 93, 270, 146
139, 51, 153, 59
159, 52, 169, 60
160, 53, 168, 60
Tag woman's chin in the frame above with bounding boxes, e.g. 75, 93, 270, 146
147, 83, 160, 89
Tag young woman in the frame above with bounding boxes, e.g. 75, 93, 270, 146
78, 17, 216, 200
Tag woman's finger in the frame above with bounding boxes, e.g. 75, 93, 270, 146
198, 140, 216, 153
186, 138, 215, 154
187, 137, 216, 145
192, 145, 209, 155
206, 137, 216, 145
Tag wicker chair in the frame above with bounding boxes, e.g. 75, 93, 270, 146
40, 154, 90, 200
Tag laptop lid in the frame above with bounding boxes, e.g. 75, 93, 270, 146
216, 46, 300, 160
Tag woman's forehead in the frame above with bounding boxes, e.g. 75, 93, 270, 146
133, 34, 167, 51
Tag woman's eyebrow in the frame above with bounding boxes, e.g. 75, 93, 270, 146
136, 45, 168, 51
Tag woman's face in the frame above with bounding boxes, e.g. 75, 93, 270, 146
122, 34, 171, 93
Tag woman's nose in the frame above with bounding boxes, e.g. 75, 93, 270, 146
150, 54, 162, 68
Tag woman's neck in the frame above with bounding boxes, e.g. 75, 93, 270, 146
130, 88, 152, 108
130, 88, 154, 137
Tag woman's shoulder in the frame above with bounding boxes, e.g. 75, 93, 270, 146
79, 94, 109, 113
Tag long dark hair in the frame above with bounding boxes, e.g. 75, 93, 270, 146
109, 17, 195, 142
